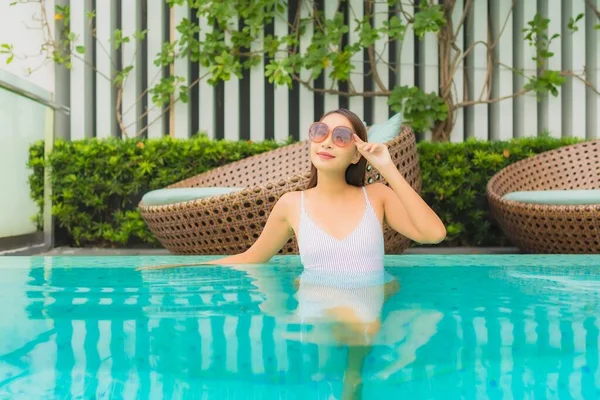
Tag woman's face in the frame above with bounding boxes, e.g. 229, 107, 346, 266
309, 113, 360, 172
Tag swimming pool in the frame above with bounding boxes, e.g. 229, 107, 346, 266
0, 254, 599, 399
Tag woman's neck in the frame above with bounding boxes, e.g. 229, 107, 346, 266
313, 170, 353, 198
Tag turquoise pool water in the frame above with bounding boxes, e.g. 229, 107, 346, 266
0, 255, 599, 399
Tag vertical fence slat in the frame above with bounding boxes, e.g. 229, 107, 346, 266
513, 0, 539, 138
586, 0, 600, 139
419, 31, 438, 141
96, 1, 117, 139
53, 0, 70, 140
396, 1, 415, 134
273, 11, 289, 142
490, 0, 513, 141
250, 28, 265, 142
69, 0, 93, 140
372, 1, 389, 125
348, 0, 363, 117
398, 2, 414, 89
324, 0, 340, 112
298, 2, 314, 140
147, 0, 165, 139
539, 0, 562, 138
198, 15, 216, 140
121, 0, 142, 137
172, 3, 190, 138
450, 0, 465, 142
562, 0, 587, 139
224, 17, 240, 141
465, 0, 489, 140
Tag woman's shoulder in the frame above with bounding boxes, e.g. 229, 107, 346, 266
364, 182, 388, 196
364, 183, 389, 205
277, 190, 303, 208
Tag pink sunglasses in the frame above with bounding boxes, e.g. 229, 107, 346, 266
308, 122, 355, 147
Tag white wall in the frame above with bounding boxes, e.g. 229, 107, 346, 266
0, 0, 55, 94
0, 1, 56, 240
0, 87, 48, 238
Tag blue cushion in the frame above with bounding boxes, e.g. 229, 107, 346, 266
141, 187, 244, 206
502, 189, 600, 205
367, 112, 403, 143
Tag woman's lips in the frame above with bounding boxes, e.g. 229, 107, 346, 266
317, 152, 335, 159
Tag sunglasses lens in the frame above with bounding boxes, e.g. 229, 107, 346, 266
309, 122, 328, 142
332, 127, 353, 147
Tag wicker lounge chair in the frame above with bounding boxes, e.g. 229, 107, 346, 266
486, 139, 600, 253
139, 125, 421, 255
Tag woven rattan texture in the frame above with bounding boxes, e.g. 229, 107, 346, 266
139, 126, 421, 255
168, 141, 312, 189
487, 139, 600, 253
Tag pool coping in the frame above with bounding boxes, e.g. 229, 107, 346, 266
1, 245, 522, 256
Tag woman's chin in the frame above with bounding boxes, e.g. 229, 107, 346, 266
313, 160, 343, 171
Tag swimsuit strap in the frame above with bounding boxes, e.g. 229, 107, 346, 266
362, 186, 373, 210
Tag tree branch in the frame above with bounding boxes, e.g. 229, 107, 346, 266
584, 0, 600, 18
453, 0, 471, 40
291, 71, 389, 97
130, 70, 213, 136
562, 69, 600, 96
455, 88, 530, 108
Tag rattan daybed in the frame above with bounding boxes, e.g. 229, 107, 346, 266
139, 125, 421, 255
486, 139, 600, 253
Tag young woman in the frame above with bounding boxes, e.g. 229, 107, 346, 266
213, 108, 445, 267
141, 108, 446, 398
144, 108, 445, 270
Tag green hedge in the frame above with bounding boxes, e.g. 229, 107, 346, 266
28, 134, 583, 248
28, 135, 287, 247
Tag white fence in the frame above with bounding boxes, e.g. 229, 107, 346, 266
59, 0, 600, 143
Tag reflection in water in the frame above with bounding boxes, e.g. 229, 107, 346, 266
0, 257, 599, 399
286, 269, 402, 399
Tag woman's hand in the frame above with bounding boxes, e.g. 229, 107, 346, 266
353, 133, 393, 170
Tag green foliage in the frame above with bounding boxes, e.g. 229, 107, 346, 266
0, 43, 13, 64
388, 85, 449, 132
417, 133, 583, 246
412, 0, 446, 38
51, 4, 73, 68
28, 134, 586, 248
28, 135, 286, 247
4, 1, 599, 138
521, 12, 572, 99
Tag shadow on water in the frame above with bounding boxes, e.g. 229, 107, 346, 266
0, 256, 599, 399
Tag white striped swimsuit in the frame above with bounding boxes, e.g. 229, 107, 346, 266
297, 186, 384, 272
